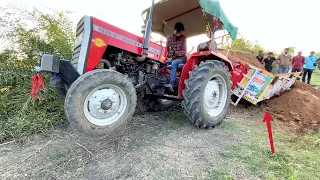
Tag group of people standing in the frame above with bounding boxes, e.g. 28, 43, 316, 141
256, 48, 319, 84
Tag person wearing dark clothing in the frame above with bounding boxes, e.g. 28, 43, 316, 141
263, 52, 275, 73
165, 22, 187, 92
256, 51, 264, 63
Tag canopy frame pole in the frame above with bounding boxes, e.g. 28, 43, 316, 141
223, 29, 234, 57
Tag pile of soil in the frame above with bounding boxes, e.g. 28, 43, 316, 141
264, 81, 320, 131
218, 49, 266, 70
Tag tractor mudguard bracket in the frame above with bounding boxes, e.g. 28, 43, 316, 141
39, 54, 80, 85
59, 60, 80, 85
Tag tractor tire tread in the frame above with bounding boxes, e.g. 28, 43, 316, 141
64, 69, 137, 137
182, 60, 231, 129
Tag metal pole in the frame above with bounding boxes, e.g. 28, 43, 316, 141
142, 0, 155, 55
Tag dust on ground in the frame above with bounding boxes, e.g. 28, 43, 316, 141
218, 49, 266, 70
264, 81, 320, 132
0, 106, 264, 180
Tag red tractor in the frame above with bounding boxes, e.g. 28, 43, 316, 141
36, 0, 239, 136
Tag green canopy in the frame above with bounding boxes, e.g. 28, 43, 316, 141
199, 0, 238, 40
141, 0, 238, 40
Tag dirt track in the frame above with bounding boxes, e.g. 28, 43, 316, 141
0, 106, 264, 180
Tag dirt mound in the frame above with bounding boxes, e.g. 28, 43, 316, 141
264, 81, 320, 131
218, 50, 265, 69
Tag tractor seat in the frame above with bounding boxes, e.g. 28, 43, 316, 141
167, 63, 185, 71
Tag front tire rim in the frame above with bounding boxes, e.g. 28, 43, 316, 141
203, 74, 228, 117
83, 84, 127, 126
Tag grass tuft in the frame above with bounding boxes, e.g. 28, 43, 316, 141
221, 129, 320, 180
208, 168, 233, 180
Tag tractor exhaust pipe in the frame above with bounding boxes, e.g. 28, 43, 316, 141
137, 0, 155, 61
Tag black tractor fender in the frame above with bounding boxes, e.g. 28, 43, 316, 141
37, 54, 80, 86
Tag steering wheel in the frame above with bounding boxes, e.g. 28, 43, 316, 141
167, 46, 175, 57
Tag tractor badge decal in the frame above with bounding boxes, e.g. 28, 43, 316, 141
92, 38, 106, 47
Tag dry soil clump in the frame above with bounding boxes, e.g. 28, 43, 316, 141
264, 81, 320, 131
218, 49, 266, 70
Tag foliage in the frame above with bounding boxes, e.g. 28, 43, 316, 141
310, 71, 320, 86
0, 62, 66, 141
288, 47, 296, 55
222, 34, 266, 55
0, 4, 75, 142
277, 47, 296, 56
0, 5, 75, 60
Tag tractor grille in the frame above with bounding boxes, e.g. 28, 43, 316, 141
71, 17, 85, 67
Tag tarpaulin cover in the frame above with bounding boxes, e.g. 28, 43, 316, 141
198, 0, 238, 40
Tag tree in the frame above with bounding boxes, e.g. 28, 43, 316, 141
277, 47, 296, 55
0, 5, 75, 62
222, 34, 266, 55
288, 47, 296, 55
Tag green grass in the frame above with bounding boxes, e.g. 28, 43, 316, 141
220, 121, 239, 131
221, 129, 320, 180
49, 152, 65, 160
165, 112, 188, 127
129, 139, 144, 150
195, 168, 234, 180
207, 168, 234, 180
311, 70, 320, 86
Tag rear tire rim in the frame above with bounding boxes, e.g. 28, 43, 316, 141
203, 74, 228, 117
83, 84, 127, 126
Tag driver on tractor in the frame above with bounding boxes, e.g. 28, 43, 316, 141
165, 22, 187, 92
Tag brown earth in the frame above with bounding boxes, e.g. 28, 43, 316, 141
0, 108, 262, 180
218, 49, 266, 70
264, 81, 320, 131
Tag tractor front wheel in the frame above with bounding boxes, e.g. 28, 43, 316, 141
182, 60, 231, 128
64, 69, 137, 136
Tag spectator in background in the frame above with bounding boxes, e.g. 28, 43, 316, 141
276, 48, 292, 74
292, 50, 305, 72
302, 51, 319, 84
263, 52, 275, 73
256, 51, 264, 64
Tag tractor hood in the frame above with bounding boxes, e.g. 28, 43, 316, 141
141, 0, 238, 40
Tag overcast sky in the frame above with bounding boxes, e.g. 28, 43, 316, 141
1, 0, 319, 55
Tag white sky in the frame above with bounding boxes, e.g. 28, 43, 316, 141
1, 0, 319, 55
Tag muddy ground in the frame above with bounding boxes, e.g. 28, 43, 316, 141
0, 106, 280, 180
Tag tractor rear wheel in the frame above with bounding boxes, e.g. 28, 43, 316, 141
64, 69, 137, 136
182, 60, 231, 128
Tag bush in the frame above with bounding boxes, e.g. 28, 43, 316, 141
0, 61, 66, 142
0, 5, 75, 142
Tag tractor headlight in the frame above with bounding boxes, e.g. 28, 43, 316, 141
74, 32, 84, 47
